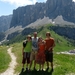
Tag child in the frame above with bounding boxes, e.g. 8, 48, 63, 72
36, 37, 46, 71
22, 35, 32, 72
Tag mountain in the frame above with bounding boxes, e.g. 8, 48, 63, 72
0, 15, 12, 32
1, 0, 75, 44
10, 0, 75, 28
3, 24, 75, 46
54, 15, 75, 25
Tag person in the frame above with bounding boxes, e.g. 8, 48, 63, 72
45, 32, 55, 71
36, 37, 46, 71
22, 35, 32, 72
29, 32, 38, 70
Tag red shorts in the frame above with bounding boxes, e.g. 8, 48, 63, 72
22, 52, 30, 64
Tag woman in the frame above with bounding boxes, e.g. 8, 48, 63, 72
36, 37, 46, 71
22, 35, 32, 72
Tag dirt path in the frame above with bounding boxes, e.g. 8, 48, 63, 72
0, 47, 17, 75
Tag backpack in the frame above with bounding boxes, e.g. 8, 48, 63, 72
23, 40, 28, 47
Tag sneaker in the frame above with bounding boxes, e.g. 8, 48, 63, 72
42, 69, 45, 71
37, 69, 41, 71
46, 67, 49, 71
21, 68, 24, 72
28, 68, 31, 72
51, 68, 54, 72
34, 67, 37, 71
26, 68, 28, 71
41, 69, 44, 71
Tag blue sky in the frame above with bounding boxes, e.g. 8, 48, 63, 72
0, 0, 75, 16
0, 0, 47, 16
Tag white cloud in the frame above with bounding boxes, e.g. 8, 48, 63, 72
73, 0, 75, 2
0, 0, 37, 7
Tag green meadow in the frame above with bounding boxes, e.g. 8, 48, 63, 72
0, 24, 75, 75
0, 46, 11, 73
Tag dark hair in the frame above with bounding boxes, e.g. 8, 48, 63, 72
38, 36, 42, 42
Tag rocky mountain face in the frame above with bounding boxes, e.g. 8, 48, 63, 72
50, 26, 75, 40
0, 32, 5, 41
0, 15, 12, 32
10, 0, 75, 28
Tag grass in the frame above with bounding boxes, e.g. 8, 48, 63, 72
11, 42, 75, 75
0, 46, 11, 73
53, 54, 75, 75
10, 25, 75, 74
0, 24, 75, 75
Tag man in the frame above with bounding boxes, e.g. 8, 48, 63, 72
45, 32, 55, 71
29, 32, 38, 70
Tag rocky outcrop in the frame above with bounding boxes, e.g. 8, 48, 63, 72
0, 32, 5, 41
49, 26, 75, 40
10, 0, 75, 28
0, 15, 12, 32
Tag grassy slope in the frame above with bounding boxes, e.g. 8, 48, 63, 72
11, 24, 75, 75
0, 46, 11, 73
0, 24, 75, 75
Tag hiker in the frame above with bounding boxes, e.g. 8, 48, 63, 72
29, 32, 38, 70
22, 35, 32, 72
36, 37, 46, 71
45, 32, 55, 71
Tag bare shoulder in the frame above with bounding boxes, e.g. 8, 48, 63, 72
50, 37, 54, 40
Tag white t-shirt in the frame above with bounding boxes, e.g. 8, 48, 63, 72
32, 37, 38, 50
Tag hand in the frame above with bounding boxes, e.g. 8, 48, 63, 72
48, 47, 52, 51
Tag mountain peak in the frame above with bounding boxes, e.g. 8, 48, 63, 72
10, 0, 75, 28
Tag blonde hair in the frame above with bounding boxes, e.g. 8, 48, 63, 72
27, 35, 32, 39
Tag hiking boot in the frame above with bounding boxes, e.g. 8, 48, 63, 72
42, 69, 45, 71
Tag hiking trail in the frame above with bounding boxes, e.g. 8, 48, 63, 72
0, 47, 17, 75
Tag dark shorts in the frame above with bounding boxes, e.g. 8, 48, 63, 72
22, 52, 31, 64
45, 50, 53, 62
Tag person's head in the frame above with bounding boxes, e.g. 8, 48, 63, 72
33, 32, 37, 38
27, 35, 32, 41
46, 32, 51, 37
38, 36, 42, 42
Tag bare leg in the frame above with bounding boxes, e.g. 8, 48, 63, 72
46, 61, 49, 68
46, 61, 49, 71
22, 64, 24, 68
42, 64, 44, 70
34, 60, 36, 69
22, 64, 24, 72
26, 63, 28, 69
51, 62, 53, 68
39, 64, 41, 70
51, 62, 53, 71
29, 61, 32, 70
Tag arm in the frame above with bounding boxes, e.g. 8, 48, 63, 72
22, 47, 24, 55
22, 42, 25, 55
48, 40, 55, 51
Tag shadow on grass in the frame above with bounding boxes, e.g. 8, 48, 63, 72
19, 69, 53, 75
